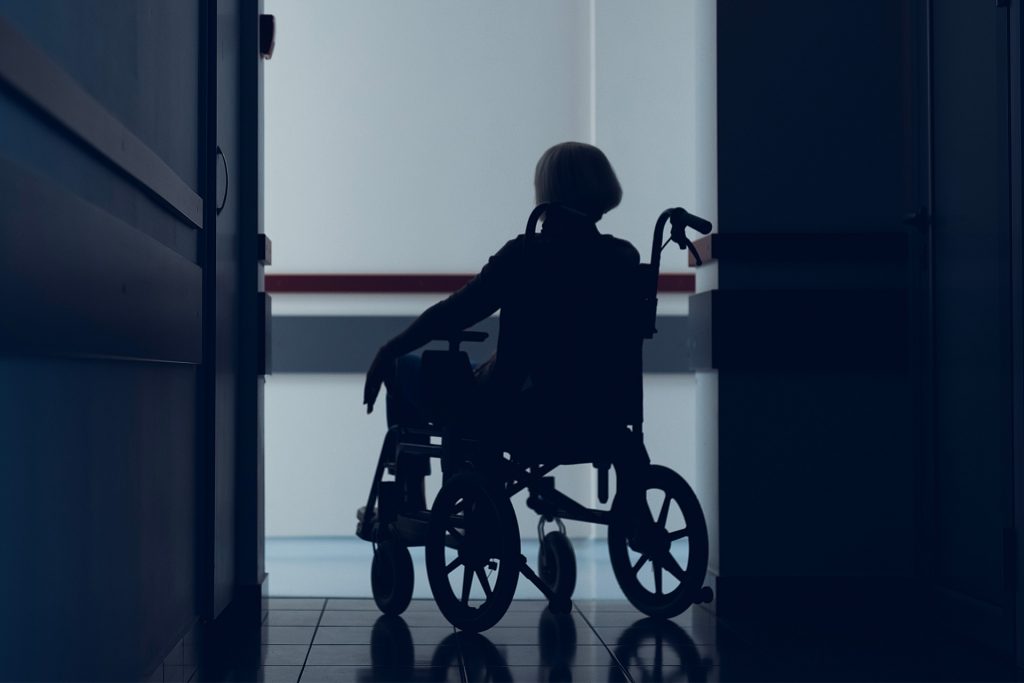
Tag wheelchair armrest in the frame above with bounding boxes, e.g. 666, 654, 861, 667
432, 329, 489, 351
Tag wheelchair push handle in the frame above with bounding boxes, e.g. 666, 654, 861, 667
525, 203, 712, 267
525, 203, 550, 235
525, 202, 598, 236
651, 207, 713, 270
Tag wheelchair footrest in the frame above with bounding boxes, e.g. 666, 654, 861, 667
355, 506, 375, 541
393, 511, 430, 546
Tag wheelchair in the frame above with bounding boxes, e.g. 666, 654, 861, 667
356, 204, 715, 632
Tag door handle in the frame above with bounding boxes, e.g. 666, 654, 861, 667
216, 146, 229, 215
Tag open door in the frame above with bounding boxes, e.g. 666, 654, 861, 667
201, 0, 267, 621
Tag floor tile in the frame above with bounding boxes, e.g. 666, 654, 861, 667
481, 609, 583, 628
299, 665, 461, 682
257, 665, 303, 683
260, 644, 311, 666
315, 625, 455, 646
617, 642, 719, 679
458, 625, 604, 646
262, 626, 316, 645
398, 599, 446, 612
266, 610, 323, 626
319, 610, 393, 627
489, 665, 627, 682
572, 599, 644, 613
265, 597, 326, 611
324, 598, 378, 611
500, 599, 551, 612
305, 644, 445, 667
385, 610, 458, 627
598, 622, 720, 649
581, 608, 709, 628
461, 642, 617, 668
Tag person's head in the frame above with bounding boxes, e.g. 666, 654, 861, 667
534, 142, 622, 221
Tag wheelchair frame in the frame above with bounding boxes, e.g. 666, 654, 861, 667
356, 204, 715, 630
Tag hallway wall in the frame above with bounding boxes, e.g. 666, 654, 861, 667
713, 0, 1021, 665
0, 1, 265, 678
0, 1, 205, 679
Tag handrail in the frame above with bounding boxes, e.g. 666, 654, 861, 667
264, 273, 695, 294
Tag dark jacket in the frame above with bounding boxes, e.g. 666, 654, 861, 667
384, 210, 642, 432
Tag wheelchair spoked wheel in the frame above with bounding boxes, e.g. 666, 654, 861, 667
608, 464, 709, 618
371, 540, 415, 616
425, 472, 520, 632
538, 529, 577, 610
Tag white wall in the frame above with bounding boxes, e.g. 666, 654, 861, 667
263, 1, 717, 542
265, 0, 590, 273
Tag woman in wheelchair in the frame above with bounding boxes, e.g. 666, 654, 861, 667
358, 142, 713, 632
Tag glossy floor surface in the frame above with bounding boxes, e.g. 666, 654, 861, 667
245, 597, 717, 682
201, 597, 1021, 683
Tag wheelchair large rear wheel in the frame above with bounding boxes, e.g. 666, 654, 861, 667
425, 472, 520, 631
608, 464, 709, 618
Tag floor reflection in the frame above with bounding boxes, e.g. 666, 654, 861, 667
609, 617, 715, 683
355, 607, 714, 683
220, 597, 1021, 682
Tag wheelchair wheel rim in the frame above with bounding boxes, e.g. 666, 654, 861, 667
426, 473, 520, 631
608, 465, 708, 617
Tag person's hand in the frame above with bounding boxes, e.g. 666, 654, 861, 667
363, 347, 394, 414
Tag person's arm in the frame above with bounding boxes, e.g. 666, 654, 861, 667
363, 237, 521, 412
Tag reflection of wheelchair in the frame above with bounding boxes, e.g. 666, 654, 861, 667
356, 204, 715, 632
611, 618, 715, 683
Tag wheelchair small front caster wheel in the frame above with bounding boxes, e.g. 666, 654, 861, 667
538, 530, 577, 607
608, 464, 709, 618
426, 472, 520, 631
371, 540, 414, 616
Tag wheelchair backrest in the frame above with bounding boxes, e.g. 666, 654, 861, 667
508, 232, 646, 431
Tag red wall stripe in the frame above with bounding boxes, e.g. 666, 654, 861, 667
264, 273, 696, 294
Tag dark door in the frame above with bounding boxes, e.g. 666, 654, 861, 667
202, 0, 266, 618
929, 0, 1016, 654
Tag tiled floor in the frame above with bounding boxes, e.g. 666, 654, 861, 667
203, 597, 1023, 683
245, 597, 718, 682
254, 541, 1022, 682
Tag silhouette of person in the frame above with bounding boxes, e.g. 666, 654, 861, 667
363, 141, 645, 480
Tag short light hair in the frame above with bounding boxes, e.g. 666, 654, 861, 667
534, 142, 622, 220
